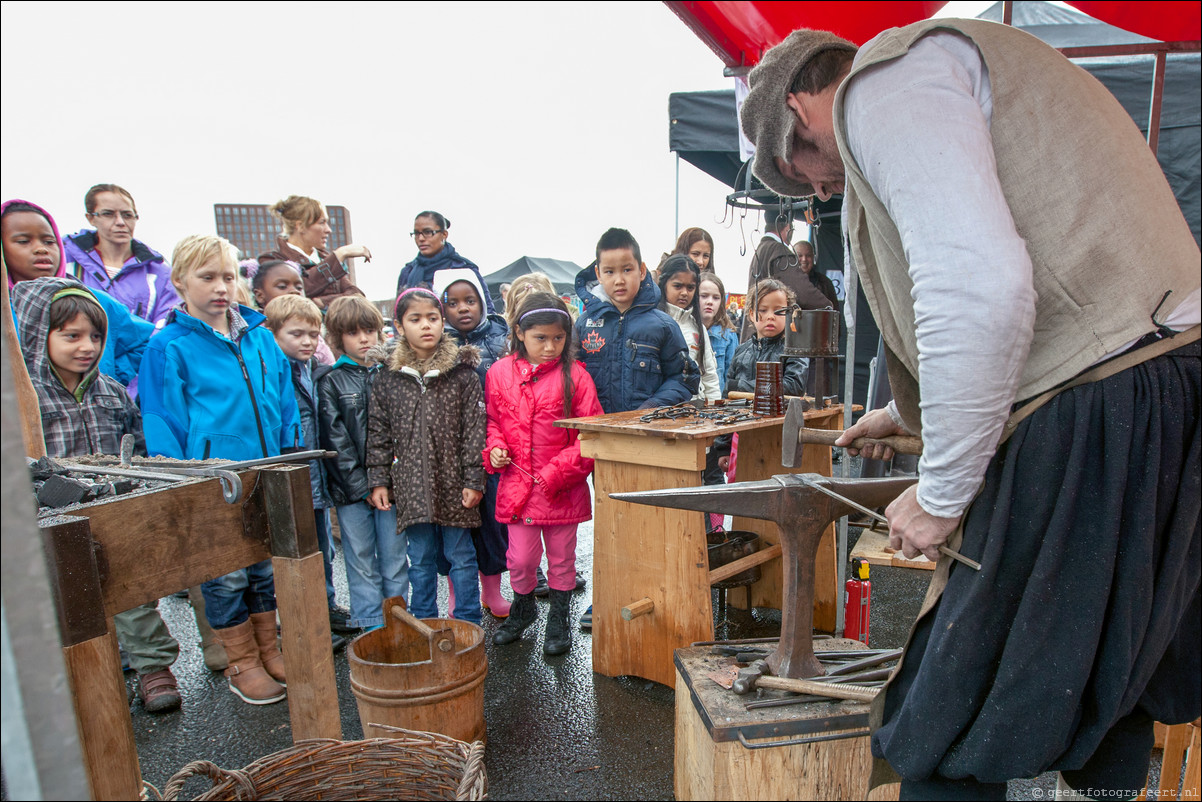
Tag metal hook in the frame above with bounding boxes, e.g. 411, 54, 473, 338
738, 206, 749, 257
805, 202, 821, 229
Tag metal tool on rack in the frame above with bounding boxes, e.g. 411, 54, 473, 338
62, 448, 337, 504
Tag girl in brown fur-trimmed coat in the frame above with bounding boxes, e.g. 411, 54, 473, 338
367, 288, 487, 625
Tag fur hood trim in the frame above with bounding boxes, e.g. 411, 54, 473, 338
388, 334, 480, 375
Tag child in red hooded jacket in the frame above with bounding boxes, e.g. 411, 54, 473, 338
485, 293, 602, 658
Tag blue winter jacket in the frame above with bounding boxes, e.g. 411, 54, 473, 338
707, 324, 740, 396
447, 313, 509, 385
138, 304, 301, 460
573, 265, 699, 412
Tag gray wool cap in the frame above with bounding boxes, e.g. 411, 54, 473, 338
741, 29, 858, 198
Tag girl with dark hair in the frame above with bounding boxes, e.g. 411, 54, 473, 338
671, 226, 716, 272
658, 254, 720, 402
486, 293, 603, 657
3, 199, 154, 388
367, 288, 486, 625
698, 271, 738, 397
396, 211, 496, 314
243, 258, 335, 364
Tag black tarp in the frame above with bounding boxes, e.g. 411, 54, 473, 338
669, 2, 1201, 410
668, 2, 1201, 243
482, 256, 582, 300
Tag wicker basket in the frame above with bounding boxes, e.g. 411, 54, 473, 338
159, 725, 486, 801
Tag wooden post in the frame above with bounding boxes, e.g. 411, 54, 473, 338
41, 515, 141, 801
1, 333, 89, 801
261, 467, 342, 741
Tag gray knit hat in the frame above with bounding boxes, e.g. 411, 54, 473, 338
741, 30, 858, 198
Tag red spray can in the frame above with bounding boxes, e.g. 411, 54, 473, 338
843, 558, 871, 645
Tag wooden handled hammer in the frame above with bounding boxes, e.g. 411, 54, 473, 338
781, 397, 922, 468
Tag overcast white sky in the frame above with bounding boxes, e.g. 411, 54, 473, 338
0, 1, 989, 301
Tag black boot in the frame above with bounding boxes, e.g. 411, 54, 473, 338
543, 589, 572, 656
492, 592, 537, 645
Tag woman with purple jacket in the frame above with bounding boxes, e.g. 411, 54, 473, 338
64, 183, 178, 327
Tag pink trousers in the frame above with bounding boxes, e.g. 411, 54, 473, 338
506, 523, 578, 594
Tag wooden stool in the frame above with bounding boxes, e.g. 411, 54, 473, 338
674, 643, 898, 801
1141, 719, 1201, 801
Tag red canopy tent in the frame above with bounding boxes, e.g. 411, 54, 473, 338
666, 1, 1201, 68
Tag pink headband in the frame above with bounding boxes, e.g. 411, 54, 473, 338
394, 286, 443, 319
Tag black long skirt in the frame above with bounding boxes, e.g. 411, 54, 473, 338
873, 340, 1200, 783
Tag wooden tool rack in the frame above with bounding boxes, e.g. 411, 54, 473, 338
37, 464, 341, 800
557, 404, 845, 688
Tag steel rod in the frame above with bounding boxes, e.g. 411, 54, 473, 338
803, 479, 982, 571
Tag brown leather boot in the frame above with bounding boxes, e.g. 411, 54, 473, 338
250, 611, 286, 686
215, 620, 285, 705
189, 586, 228, 672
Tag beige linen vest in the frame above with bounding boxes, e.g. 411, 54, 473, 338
833, 18, 1200, 434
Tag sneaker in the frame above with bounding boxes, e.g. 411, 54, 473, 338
328, 605, 358, 634
533, 567, 550, 598
579, 605, 592, 631
119, 645, 133, 673
137, 668, 182, 713
574, 571, 587, 592
331, 632, 349, 653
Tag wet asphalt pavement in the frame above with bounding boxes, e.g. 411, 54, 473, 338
128, 514, 1156, 800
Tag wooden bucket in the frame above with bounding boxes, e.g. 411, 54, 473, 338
349, 596, 488, 744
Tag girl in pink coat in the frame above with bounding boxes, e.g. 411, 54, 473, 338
485, 293, 603, 657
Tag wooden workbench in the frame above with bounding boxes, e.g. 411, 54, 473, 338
558, 404, 845, 688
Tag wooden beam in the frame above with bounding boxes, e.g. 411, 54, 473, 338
1, 335, 89, 800
708, 543, 782, 585
260, 468, 341, 741
581, 433, 706, 472
58, 472, 274, 616
62, 629, 142, 801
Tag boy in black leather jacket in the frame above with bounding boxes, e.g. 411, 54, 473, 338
316, 296, 407, 632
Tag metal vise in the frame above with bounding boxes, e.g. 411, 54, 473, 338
612, 474, 914, 679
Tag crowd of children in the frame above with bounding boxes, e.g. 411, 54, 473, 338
6, 188, 820, 710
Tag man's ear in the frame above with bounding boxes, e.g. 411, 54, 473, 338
638, 262, 648, 280
784, 91, 809, 127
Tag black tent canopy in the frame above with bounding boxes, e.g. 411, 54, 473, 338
668, 1, 1201, 243
667, 1, 1201, 410
482, 256, 582, 300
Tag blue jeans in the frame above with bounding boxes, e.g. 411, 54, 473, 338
201, 559, 276, 629
336, 502, 407, 629
406, 523, 481, 625
314, 508, 336, 609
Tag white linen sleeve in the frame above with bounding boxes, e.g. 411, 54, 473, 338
844, 33, 1037, 518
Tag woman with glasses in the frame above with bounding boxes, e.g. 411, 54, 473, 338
259, 195, 369, 311
397, 211, 495, 313
64, 183, 179, 326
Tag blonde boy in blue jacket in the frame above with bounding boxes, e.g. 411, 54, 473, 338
139, 235, 300, 706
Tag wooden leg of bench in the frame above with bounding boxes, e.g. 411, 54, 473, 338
274, 551, 342, 742
62, 627, 142, 800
